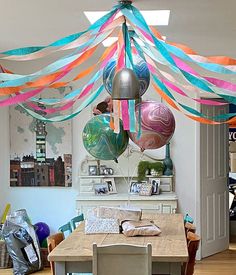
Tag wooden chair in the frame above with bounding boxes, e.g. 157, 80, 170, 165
182, 231, 200, 275
184, 222, 196, 237
47, 233, 65, 275
47, 232, 92, 275
71, 213, 84, 230
93, 243, 152, 275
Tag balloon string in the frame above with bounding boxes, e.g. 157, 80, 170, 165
129, 150, 144, 183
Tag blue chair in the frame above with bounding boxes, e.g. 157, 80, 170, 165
184, 214, 194, 224
58, 222, 72, 237
71, 213, 84, 230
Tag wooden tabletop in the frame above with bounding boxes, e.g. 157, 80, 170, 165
48, 213, 188, 263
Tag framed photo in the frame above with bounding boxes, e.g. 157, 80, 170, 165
103, 178, 117, 194
149, 178, 161, 195
94, 183, 109, 195
129, 181, 142, 195
88, 165, 98, 176
139, 181, 152, 196
99, 165, 107, 175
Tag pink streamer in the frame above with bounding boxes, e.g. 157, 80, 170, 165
121, 100, 129, 130
172, 55, 236, 92
163, 79, 227, 106
205, 77, 236, 92
0, 88, 43, 107
78, 83, 95, 99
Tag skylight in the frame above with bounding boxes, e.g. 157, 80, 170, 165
84, 10, 170, 26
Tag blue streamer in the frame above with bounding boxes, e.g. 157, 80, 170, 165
129, 99, 136, 133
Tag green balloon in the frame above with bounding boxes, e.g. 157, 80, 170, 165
83, 114, 129, 162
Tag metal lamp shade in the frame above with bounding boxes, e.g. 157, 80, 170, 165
112, 68, 140, 100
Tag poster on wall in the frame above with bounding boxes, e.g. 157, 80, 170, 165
9, 104, 72, 187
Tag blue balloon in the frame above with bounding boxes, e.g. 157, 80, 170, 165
103, 55, 150, 96
34, 222, 50, 244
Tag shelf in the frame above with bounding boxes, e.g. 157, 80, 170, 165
79, 175, 127, 178
77, 192, 177, 201
79, 175, 174, 178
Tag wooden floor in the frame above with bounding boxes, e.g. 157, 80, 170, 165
2, 242, 236, 275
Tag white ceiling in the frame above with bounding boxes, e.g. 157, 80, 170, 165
0, 0, 236, 57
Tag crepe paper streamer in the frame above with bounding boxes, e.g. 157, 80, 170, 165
2, 42, 116, 110
152, 77, 236, 124
19, 84, 104, 122
128, 99, 136, 133
121, 100, 130, 130
0, 28, 115, 87
151, 29, 236, 66
0, 7, 120, 58
128, 6, 236, 76
113, 100, 120, 134
1, 1, 236, 126
162, 79, 227, 106
0, 41, 117, 99
1, 204, 11, 224
137, 101, 142, 140
0, 20, 120, 85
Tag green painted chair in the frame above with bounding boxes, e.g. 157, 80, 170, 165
71, 213, 84, 230
58, 222, 72, 237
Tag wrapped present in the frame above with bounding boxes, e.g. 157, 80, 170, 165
85, 217, 119, 234
94, 206, 142, 224
121, 220, 162, 237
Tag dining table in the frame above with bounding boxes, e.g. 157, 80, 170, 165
48, 213, 188, 275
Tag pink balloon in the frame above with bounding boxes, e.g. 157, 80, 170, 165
129, 101, 175, 151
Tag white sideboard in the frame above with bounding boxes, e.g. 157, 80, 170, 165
76, 193, 178, 216
76, 175, 178, 215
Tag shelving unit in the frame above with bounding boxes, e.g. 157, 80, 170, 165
76, 174, 178, 215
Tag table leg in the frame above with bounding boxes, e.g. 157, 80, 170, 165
55, 262, 66, 275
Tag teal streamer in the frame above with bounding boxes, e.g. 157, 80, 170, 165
0, 30, 110, 86
30, 69, 103, 105
151, 74, 235, 122
121, 7, 177, 69
1, 8, 118, 56
137, 101, 142, 139
129, 99, 136, 133
122, 21, 134, 70
19, 84, 104, 122
130, 5, 236, 75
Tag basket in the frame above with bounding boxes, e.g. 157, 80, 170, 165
40, 248, 50, 268
0, 240, 13, 269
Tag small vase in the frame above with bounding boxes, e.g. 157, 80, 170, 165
163, 143, 173, 176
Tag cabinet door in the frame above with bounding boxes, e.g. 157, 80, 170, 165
161, 204, 172, 214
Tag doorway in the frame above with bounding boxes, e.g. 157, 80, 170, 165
200, 103, 229, 258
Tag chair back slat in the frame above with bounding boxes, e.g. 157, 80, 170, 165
58, 222, 72, 236
71, 213, 84, 230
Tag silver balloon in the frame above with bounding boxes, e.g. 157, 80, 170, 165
112, 68, 140, 100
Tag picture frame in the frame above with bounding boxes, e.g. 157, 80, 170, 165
129, 181, 142, 195
99, 165, 107, 175
149, 178, 161, 195
103, 178, 117, 194
94, 183, 109, 195
139, 181, 152, 196
88, 165, 98, 176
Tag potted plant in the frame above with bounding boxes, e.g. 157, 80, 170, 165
137, 161, 164, 181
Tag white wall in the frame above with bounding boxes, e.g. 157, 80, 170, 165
0, 97, 199, 233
